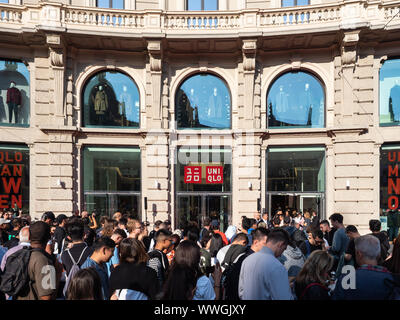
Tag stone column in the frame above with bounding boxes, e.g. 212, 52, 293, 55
143, 132, 170, 224
233, 132, 261, 224
241, 39, 257, 128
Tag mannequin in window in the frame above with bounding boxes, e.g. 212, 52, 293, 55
389, 79, 400, 122
299, 83, 312, 125
207, 87, 223, 119
275, 85, 289, 124
6, 81, 22, 124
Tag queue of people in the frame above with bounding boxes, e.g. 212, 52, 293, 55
0, 208, 399, 300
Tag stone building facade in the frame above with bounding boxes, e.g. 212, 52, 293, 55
1, 0, 400, 234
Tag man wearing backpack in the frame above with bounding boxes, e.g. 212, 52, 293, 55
15, 221, 61, 300
223, 228, 269, 300
147, 229, 172, 288
61, 218, 93, 297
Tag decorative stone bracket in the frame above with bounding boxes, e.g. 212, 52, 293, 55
147, 40, 162, 125
242, 39, 257, 122
341, 30, 360, 68
47, 34, 66, 123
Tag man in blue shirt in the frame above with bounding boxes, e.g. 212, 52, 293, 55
81, 236, 115, 300
106, 229, 127, 276
239, 228, 294, 300
332, 235, 394, 300
329, 213, 349, 270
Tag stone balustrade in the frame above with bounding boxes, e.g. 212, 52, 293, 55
0, 1, 399, 35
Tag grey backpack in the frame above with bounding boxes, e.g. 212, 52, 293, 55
63, 246, 88, 297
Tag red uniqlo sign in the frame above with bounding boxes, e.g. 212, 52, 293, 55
206, 166, 223, 184
184, 166, 202, 184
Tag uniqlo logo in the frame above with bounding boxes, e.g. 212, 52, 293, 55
184, 166, 202, 184
206, 166, 223, 184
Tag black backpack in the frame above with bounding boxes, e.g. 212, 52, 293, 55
0, 247, 40, 298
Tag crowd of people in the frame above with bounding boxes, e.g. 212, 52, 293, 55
0, 207, 399, 300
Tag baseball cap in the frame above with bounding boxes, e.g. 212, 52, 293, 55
0, 218, 10, 225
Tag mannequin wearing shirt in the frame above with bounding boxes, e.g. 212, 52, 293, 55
6, 81, 22, 124
389, 79, 400, 122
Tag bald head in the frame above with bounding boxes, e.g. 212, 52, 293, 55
19, 226, 30, 243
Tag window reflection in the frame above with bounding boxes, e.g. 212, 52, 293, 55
267, 71, 324, 128
380, 59, 400, 126
0, 59, 30, 127
83, 71, 140, 128
282, 0, 310, 7
176, 74, 231, 129
187, 0, 218, 10
97, 0, 124, 9
267, 147, 325, 192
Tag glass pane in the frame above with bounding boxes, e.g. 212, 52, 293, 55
207, 195, 230, 232
176, 147, 231, 192
267, 148, 325, 192
176, 74, 231, 129
177, 195, 202, 229
83, 147, 141, 192
267, 71, 325, 128
0, 145, 29, 212
84, 194, 108, 217
204, 0, 218, 10
380, 59, 400, 126
296, 0, 309, 6
113, 0, 124, 9
97, 0, 110, 8
0, 59, 30, 127
282, 0, 295, 7
83, 70, 140, 128
187, 0, 202, 10
114, 194, 140, 219
0, 0, 9, 3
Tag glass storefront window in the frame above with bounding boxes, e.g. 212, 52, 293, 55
83, 146, 141, 218
267, 71, 325, 128
82, 70, 140, 128
83, 146, 140, 192
267, 147, 325, 192
0, 59, 30, 127
0, 145, 29, 212
175, 147, 231, 192
380, 59, 400, 126
176, 74, 231, 129
187, 0, 218, 10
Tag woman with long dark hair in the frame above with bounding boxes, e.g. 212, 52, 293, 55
294, 250, 333, 300
164, 240, 219, 300
66, 267, 103, 300
109, 238, 159, 300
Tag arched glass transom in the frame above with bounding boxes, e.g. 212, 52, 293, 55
267, 71, 325, 128
82, 70, 140, 128
176, 73, 231, 129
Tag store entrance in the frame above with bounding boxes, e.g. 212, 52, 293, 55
84, 192, 141, 219
267, 193, 324, 220
176, 193, 231, 232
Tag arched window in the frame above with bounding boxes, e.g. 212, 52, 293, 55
82, 70, 140, 128
380, 58, 400, 126
0, 59, 30, 127
176, 73, 231, 129
267, 71, 325, 128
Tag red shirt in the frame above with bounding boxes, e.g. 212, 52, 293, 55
7, 87, 21, 105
